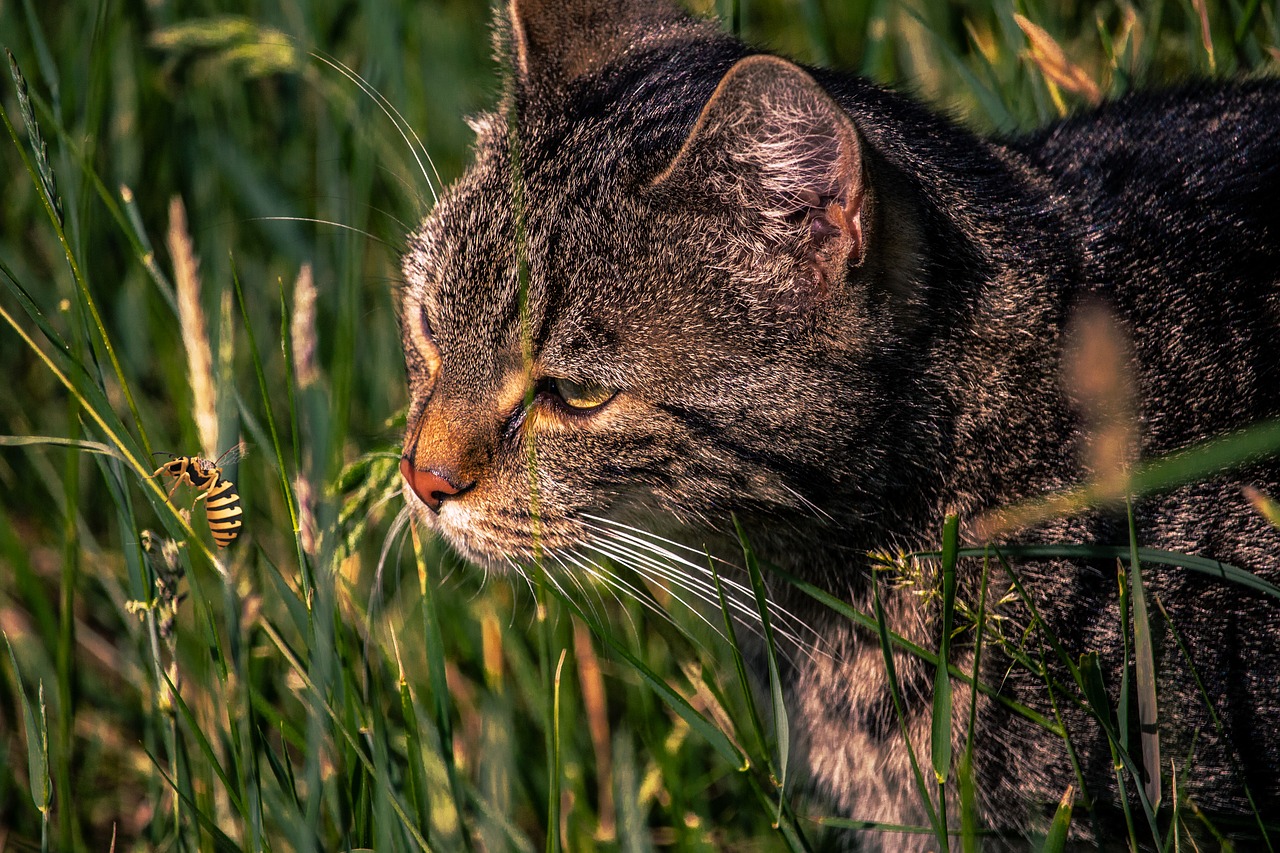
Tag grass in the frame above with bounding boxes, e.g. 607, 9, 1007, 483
2, 0, 1279, 850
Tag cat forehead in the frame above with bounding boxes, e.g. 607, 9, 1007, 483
403, 169, 646, 363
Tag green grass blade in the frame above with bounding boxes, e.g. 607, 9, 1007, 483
937, 545, 1280, 601
258, 619, 435, 851
551, 586, 746, 770
932, 514, 959, 784
0, 298, 213, 556
1078, 652, 1142, 850
960, 549, 991, 852
1126, 501, 1161, 810
613, 731, 653, 853
2, 631, 51, 817
547, 649, 567, 853
708, 553, 770, 761
706, 552, 812, 852
0, 435, 114, 453
399, 667, 433, 843
231, 262, 309, 596
160, 662, 247, 819
930, 514, 960, 849
987, 418, 1280, 534
872, 573, 942, 837
2, 71, 152, 457
410, 525, 471, 851
55, 425, 80, 853
1039, 786, 1074, 853
733, 517, 790, 819
145, 748, 243, 853
776, 567, 1060, 733
1153, 595, 1276, 849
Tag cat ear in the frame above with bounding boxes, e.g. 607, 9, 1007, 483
651, 55, 868, 297
507, 0, 689, 90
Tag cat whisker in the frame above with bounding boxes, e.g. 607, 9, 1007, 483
375, 503, 416, 608
581, 518, 820, 642
568, 555, 648, 637
780, 483, 834, 522
246, 216, 396, 246
560, 550, 667, 629
581, 520, 829, 663
504, 556, 541, 613
589, 538, 727, 612
582, 513, 712, 557
309, 50, 443, 203
585, 537, 755, 648
583, 520, 757, 600
547, 551, 610, 627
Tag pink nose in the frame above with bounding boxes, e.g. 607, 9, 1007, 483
400, 457, 468, 513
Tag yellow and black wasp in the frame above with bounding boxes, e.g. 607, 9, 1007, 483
151, 442, 247, 547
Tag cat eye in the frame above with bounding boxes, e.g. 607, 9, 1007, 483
546, 376, 615, 411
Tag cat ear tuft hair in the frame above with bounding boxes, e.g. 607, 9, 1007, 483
464, 113, 494, 137
651, 55, 868, 296
506, 0, 691, 91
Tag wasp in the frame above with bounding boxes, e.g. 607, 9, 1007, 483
151, 442, 247, 547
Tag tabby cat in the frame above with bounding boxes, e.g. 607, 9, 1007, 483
397, 0, 1280, 847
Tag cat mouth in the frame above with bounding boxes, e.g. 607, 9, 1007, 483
401, 480, 587, 568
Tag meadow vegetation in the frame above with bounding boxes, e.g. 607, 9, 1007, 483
1, 0, 1277, 850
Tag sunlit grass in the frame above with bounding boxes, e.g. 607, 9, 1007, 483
2, 0, 1279, 850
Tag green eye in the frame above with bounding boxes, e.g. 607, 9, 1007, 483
549, 376, 614, 410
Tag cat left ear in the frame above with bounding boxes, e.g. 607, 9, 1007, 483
651, 55, 868, 297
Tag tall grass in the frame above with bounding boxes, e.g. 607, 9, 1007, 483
2, 0, 1278, 850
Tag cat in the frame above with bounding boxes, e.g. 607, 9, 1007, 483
397, 0, 1280, 847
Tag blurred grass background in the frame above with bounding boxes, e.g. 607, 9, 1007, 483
1, 0, 1277, 850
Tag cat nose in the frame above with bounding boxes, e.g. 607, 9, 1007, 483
400, 457, 472, 513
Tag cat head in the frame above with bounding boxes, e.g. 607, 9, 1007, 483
399, 0, 917, 570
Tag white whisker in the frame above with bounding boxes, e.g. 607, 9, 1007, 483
547, 551, 608, 626
309, 50, 443, 204
781, 483, 835, 522
590, 538, 752, 622
582, 520, 773, 619
562, 554, 635, 624
583, 513, 717, 558
565, 550, 729, 647
505, 556, 540, 610
375, 503, 415, 605
580, 517, 830, 662
246, 216, 395, 246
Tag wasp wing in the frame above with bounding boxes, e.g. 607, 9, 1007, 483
214, 440, 250, 469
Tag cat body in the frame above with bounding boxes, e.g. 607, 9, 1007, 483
398, 0, 1280, 846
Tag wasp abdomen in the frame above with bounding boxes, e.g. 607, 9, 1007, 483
204, 478, 243, 547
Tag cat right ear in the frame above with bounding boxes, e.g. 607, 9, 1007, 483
651, 55, 868, 300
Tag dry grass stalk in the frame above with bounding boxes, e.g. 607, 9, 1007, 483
1015, 14, 1103, 106
1244, 485, 1280, 529
1190, 0, 1216, 72
573, 617, 616, 841
976, 303, 1137, 540
166, 195, 218, 457
290, 263, 319, 389
1065, 303, 1138, 499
